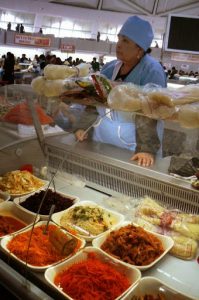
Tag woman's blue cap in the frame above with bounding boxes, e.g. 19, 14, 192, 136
119, 16, 154, 51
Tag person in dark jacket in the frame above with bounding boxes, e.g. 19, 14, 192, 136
7, 22, 11, 31
19, 24, 24, 33
91, 57, 100, 72
2, 52, 15, 84
97, 31, 100, 42
15, 24, 20, 32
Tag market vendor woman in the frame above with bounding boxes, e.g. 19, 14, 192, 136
76, 16, 166, 166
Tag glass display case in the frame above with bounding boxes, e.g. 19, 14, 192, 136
0, 82, 198, 299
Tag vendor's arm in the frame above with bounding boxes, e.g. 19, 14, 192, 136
131, 115, 161, 166
131, 59, 166, 167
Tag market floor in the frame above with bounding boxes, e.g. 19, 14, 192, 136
0, 284, 19, 300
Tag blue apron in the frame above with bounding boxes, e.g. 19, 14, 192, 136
93, 105, 137, 151
93, 114, 136, 151
93, 60, 164, 155
93, 61, 137, 151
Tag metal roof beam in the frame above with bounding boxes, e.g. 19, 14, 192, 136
152, 0, 159, 15
121, 0, 151, 16
157, 1, 199, 16
97, 0, 103, 10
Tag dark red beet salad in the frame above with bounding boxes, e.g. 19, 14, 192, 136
19, 189, 76, 215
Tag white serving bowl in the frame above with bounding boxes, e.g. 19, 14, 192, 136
121, 276, 195, 300
0, 190, 10, 203
14, 188, 79, 220
51, 200, 125, 241
0, 201, 40, 239
45, 246, 141, 300
92, 221, 174, 271
1, 220, 86, 272
0, 172, 49, 197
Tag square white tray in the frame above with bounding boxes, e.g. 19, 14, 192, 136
122, 276, 196, 300
1, 220, 86, 272
52, 200, 125, 241
93, 221, 174, 271
45, 246, 141, 300
14, 188, 79, 220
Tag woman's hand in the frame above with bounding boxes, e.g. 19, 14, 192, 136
75, 129, 88, 141
131, 152, 154, 167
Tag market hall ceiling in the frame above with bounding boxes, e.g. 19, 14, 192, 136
49, 0, 199, 16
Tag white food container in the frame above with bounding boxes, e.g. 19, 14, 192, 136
0, 190, 10, 203
92, 221, 174, 271
0, 201, 40, 239
1, 220, 86, 272
7, 177, 48, 198
14, 188, 79, 220
121, 276, 195, 300
51, 200, 125, 241
45, 246, 141, 300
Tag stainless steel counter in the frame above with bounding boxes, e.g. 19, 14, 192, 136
45, 133, 199, 214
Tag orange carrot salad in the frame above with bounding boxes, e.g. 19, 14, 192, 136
0, 215, 26, 237
3, 102, 53, 125
54, 252, 130, 300
7, 225, 79, 266
101, 224, 164, 266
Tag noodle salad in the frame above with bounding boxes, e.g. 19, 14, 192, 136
60, 205, 113, 236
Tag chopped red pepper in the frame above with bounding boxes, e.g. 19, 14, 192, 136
20, 164, 33, 173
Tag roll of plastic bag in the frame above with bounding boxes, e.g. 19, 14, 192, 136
174, 84, 199, 105
143, 83, 199, 107
31, 76, 46, 95
43, 79, 65, 97
107, 83, 142, 111
32, 76, 85, 97
43, 63, 90, 80
44, 64, 78, 80
141, 94, 177, 119
177, 102, 199, 128
31, 76, 65, 97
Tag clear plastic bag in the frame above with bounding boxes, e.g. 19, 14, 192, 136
107, 82, 199, 125
31, 76, 66, 97
31, 63, 91, 97
107, 83, 142, 111
133, 196, 199, 260
178, 102, 199, 128
43, 63, 90, 80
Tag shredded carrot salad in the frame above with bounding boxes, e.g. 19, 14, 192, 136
7, 225, 80, 266
3, 102, 53, 125
0, 215, 26, 237
54, 252, 130, 300
101, 224, 164, 266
